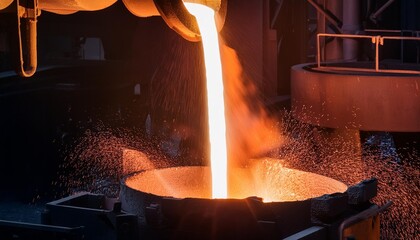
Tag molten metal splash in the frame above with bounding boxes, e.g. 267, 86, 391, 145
124, 158, 348, 202
185, 3, 227, 198
220, 45, 285, 170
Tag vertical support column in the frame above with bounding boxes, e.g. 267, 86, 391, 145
317, 0, 343, 61
342, 0, 361, 61
317, 0, 326, 61
262, 0, 278, 98
16, 0, 39, 77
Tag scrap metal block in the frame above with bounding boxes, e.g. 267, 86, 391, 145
347, 178, 378, 205
311, 193, 348, 222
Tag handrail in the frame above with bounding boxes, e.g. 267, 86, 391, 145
364, 29, 420, 35
316, 33, 420, 75
338, 201, 392, 240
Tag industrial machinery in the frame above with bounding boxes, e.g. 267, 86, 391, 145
291, 1, 420, 133
1, 157, 388, 240
0, 0, 418, 239
0, 0, 226, 77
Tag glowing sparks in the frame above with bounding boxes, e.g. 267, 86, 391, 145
185, 3, 227, 198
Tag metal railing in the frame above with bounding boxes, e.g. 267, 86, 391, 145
316, 33, 420, 74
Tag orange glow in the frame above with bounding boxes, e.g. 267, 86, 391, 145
185, 3, 227, 198
219, 45, 285, 170
125, 158, 348, 202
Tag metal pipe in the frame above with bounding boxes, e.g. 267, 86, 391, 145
316, 66, 420, 75
339, 201, 392, 240
270, 0, 283, 29
316, 33, 420, 74
316, 33, 376, 68
342, 0, 361, 61
317, 34, 321, 67
375, 36, 380, 71
16, 0, 38, 78
370, 0, 396, 24
381, 36, 420, 41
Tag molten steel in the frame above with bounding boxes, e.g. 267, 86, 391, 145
185, 3, 227, 198
124, 158, 348, 202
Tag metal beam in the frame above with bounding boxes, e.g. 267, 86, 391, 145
306, 0, 343, 33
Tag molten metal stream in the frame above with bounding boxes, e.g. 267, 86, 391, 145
184, 3, 227, 198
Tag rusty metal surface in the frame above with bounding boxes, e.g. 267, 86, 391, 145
347, 178, 378, 205
291, 63, 420, 132
311, 193, 348, 222
122, 0, 160, 17
39, 0, 117, 14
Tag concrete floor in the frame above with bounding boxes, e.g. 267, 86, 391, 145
0, 193, 46, 224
